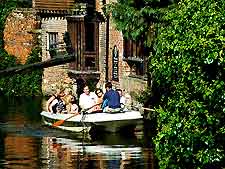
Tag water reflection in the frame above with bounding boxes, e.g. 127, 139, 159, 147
0, 96, 155, 169
40, 135, 151, 169
4, 135, 39, 169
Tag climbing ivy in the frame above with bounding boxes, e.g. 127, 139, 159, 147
0, 48, 43, 96
0, 0, 43, 96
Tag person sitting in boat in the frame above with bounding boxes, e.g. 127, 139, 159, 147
102, 82, 121, 112
116, 88, 126, 108
62, 88, 73, 105
66, 95, 79, 115
79, 85, 97, 113
46, 88, 66, 114
94, 88, 104, 111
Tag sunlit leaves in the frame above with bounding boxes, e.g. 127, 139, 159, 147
151, 0, 225, 168
105, 0, 172, 40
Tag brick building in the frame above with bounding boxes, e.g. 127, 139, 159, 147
3, 0, 148, 100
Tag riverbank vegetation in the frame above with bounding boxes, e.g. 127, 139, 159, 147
107, 0, 225, 168
0, 0, 42, 96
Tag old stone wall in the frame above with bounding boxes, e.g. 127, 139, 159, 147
3, 2, 147, 98
3, 8, 38, 64
42, 66, 74, 96
40, 17, 71, 95
41, 17, 67, 60
97, 21, 107, 89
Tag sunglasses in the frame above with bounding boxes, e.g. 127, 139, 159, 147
96, 91, 102, 95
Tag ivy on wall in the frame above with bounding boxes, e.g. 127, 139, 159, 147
0, 48, 43, 96
0, 0, 43, 96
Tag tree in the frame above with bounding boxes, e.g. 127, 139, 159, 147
108, 0, 225, 168
151, 0, 225, 168
105, 0, 172, 42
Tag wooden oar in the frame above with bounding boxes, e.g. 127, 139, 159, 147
52, 113, 78, 127
52, 102, 102, 127
142, 107, 155, 112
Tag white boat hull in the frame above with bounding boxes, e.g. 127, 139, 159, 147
41, 110, 143, 133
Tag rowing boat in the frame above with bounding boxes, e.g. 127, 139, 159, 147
40, 110, 143, 133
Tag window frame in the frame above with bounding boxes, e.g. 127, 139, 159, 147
123, 38, 148, 77
47, 32, 58, 57
84, 22, 96, 52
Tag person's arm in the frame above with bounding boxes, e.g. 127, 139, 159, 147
103, 92, 107, 101
71, 104, 79, 114
46, 95, 56, 112
79, 94, 85, 109
120, 96, 126, 105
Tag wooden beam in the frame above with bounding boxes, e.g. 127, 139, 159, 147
0, 55, 75, 76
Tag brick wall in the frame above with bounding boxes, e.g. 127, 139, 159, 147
40, 17, 71, 95
42, 65, 72, 96
96, 0, 106, 89
3, 2, 147, 97
100, 0, 148, 96
3, 9, 38, 64
41, 17, 67, 60
97, 21, 107, 89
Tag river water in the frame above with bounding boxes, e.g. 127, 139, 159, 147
0, 96, 155, 169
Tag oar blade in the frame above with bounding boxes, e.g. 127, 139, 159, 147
52, 119, 65, 127
50, 102, 102, 128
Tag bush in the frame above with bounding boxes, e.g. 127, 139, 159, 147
0, 48, 43, 96
151, 0, 225, 168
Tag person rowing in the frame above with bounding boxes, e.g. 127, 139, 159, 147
102, 82, 121, 112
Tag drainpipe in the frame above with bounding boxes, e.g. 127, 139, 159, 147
103, 0, 109, 82
105, 15, 109, 82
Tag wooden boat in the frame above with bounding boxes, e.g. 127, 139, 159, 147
40, 110, 143, 133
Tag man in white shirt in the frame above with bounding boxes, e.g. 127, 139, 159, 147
116, 88, 126, 106
79, 85, 97, 112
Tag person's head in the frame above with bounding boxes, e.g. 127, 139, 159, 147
116, 88, 123, 97
105, 82, 112, 91
64, 88, 72, 96
83, 85, 90, 95
69, 95, 77, 104
95, 88, 103, 98
56, 88, 65, 97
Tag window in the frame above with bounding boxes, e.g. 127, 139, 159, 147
48, 32, 58, 57
124, 38, 147, 58
85, 22, 95, 52
123, 38, 149, 76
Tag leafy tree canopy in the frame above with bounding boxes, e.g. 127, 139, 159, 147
151, 0, 225, 168
105, 0, 173, 41
109, 0, 225, 168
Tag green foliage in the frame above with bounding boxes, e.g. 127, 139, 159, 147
0, 49, 17, 68
150, 0, 225, 168
105, 0, 172, 41
0, 0, 17, 47
63, 31, 74, 55
109, 0, 225, 168
0, 1, 43, 96
0, 48, 43, 96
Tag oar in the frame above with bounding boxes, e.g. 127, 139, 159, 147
142, 107, 155, 112
52, 102, 102, 127
132, 105, 155, 112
